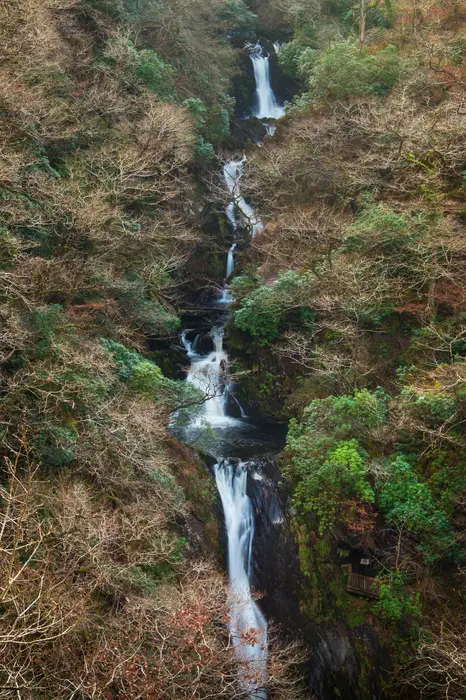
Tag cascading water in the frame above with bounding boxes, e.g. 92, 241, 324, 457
178, 41, 287, 695
222, 43, 284, 243
215, 460, 267, 695
220, 243, 237, 304
186, 328, 238, 428
250, 43, 285, 120
226, 243, 236, 279
223, 157, 264, 238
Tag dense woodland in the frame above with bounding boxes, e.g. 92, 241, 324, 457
0, 0, 465, 698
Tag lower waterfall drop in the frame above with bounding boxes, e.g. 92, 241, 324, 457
215, 460, 268, 696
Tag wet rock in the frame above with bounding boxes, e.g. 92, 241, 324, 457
247, 458, 391, 700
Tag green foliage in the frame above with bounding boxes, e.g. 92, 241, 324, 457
129, 360, 164, 395
377, 456, 455, 562
233, 271, 306, 346
183, 97, 231, 160
101, 36, 176, 101
100, 339, 141, 381
302, 388, 390, 439
234, 285, 281, 344
29, 304, 66, 358
215, 0, 257, 39
135, 49, 175, 100
400, 386, 461, 429
279, 41, 318, 80
374, 573, 421, 622
37, 426, 77, 468
289, 432, 374, 534
286, 390, 387, 531
308, 42, 400, 100
102, 339, 203, 419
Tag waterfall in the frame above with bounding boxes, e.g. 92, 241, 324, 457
220, 243, 237, 304
226, 243, 236, 278
223, 158, 264, 238
250, 43, 285, 120
215, 460, 267, 695
181, 330, 199, 358
178, 43, 289, 695
185, 328, 238, 427
221, 43, 284, 242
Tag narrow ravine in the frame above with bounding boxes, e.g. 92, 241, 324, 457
178, 43, 286, 696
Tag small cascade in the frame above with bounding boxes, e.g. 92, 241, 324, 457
181, 330, 200, 358
226, 243, 236, 278
223, 157, 264, 238
229, 389, 248, 419
215, 460, 267, 695
220, 243, 237, 304
250, 43, 285, 120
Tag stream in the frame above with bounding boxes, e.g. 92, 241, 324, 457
178, 43, 286, 697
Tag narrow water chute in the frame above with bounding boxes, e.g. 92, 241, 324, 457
215, 460, 268, 693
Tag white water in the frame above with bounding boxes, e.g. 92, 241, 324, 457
215, 461, 267, 695
222, 44, 284, 241
180, 41, 287, 695
220, 243, 237, 303
226, 243, 236, 278
181, 330, 200, 358
223, 158, 264, 238
250, 43, 285, 120
186, 328, 238, 427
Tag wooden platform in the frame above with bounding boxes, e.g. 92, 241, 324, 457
343, 565, 379, 599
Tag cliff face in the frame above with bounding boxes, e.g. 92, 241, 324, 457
247, 457, 390, 700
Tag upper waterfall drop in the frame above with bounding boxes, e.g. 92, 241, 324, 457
250, 43, 285, 120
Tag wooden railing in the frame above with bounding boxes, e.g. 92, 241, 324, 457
343, 565, 379, 599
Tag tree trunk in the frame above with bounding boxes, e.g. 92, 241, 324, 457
360, 0, 366, 44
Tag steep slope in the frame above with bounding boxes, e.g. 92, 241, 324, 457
226, 1, 466, 697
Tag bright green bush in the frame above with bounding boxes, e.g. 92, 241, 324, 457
102, 339, 203, 418
135, 49, 175, 100
234, 285, 282, 344
374, 572, 421, 622
129, 360, 164, 396
234, 271, 305, 346
308, 42, 400, 100
302, 388, 390, 439
279, 41, 317, 80
377, 455, 455, 562
288, 433, 375, 533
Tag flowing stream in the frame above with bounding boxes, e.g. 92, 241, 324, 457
180, 42, 285, 696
